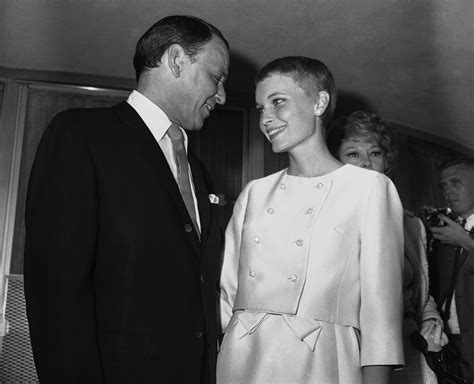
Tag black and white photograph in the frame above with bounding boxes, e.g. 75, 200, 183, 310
0, 1, 472, 383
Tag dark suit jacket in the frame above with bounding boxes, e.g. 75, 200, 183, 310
24, 102, 222, 383
430, 240, 474, 379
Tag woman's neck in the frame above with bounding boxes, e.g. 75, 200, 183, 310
287, 146, 342, 177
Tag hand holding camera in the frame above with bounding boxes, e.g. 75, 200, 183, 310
421, 207, 463, 228
423, 208, 472, 249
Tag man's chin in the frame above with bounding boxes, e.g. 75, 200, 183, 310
448, 202, 460, 211
182, 120, 204, 131
450, 204, 470, 218
191, 117, 205, 131
190, 123, 204, 131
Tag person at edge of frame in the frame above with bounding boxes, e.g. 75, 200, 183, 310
429, 157, 474, 384
24, 15, 229, 384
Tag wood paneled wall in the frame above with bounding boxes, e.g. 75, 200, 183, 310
10, 85, 128, 274
0, 82, 4, 117
188, 107, 247, 226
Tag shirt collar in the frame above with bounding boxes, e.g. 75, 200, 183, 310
465, 214, 474, 231
126, 90, 188, 146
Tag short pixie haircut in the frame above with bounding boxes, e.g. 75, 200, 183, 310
255, 56, 337, 128
133, 15, 229, 82
327, 111, 398, 175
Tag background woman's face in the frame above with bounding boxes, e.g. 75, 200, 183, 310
338, 136, 387, 174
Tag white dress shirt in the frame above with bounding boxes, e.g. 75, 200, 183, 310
127, 90, 201, 230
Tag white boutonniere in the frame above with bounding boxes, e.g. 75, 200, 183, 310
208, 194, 220, 205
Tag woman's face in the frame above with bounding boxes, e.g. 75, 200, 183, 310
255, 73, 317, 154
338, 137, 387, 174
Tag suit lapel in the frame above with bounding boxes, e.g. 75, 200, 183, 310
112, 102, 201, 254
453, 247, 468, 295
189, 152, 211, 248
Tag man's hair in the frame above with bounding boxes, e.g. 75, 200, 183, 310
439, 157, 474, 172
255, 56, 337, 128
133, 15, 229, 81
327, 111, 398, 175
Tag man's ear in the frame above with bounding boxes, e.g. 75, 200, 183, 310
314, 91, 330, 117
167, 44, 186, 78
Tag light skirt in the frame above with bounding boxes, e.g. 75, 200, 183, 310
217, 311, 362, 384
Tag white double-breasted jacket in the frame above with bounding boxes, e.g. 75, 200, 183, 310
220, 164, 405, 366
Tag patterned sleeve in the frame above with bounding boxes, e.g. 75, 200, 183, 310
415, 217, 444, 325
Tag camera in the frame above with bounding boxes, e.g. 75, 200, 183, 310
421, 207, 461, 227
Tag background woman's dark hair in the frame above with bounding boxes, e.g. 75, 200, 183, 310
133, 15, 229, 82
327, 110, 398, 175
255, 56, 337, 129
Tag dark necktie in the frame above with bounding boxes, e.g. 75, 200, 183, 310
167, 123, 200, 239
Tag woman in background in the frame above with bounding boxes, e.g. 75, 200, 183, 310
327, 110, 448, 383
217, 57, 404, 384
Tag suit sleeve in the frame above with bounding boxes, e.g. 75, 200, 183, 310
24, 110, 103, 382
219, 183, 250, 333
464, 233, 474, 272
359, 174, 404, 367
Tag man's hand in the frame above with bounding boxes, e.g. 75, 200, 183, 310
430, 215, 473, 251
419, 321, 448, 352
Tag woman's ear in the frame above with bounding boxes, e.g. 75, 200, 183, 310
314, 91, 330, 117
167, 44, 185, 78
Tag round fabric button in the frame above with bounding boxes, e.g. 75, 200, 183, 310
249, 269, 257, 277
267, 208, 275, 214
254, 236, 261, 244
194, 330, 203, 339
279, 183, 287, 190
305, 208, 313, 215
316, 183, 324, 189
184, 224, 193, 232
295, 239, 304, 247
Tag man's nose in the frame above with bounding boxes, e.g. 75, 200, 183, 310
215, 83, 226, 105
443, 186, 453, 198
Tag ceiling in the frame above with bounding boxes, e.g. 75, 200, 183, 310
1, 0, 473, 150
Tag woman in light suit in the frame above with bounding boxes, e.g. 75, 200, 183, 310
217, 57, 405, 384
327, 111, 448, 383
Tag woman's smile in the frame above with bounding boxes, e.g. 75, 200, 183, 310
267, 125, 286, 140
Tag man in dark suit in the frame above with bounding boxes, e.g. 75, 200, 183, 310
24, 15, 229, 383
429, 158, 474, 382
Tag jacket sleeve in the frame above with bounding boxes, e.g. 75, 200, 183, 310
359, 174, 405, 367
219, 183, 250, 333
463, 233, 474, 272
24, 110, 104, 383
